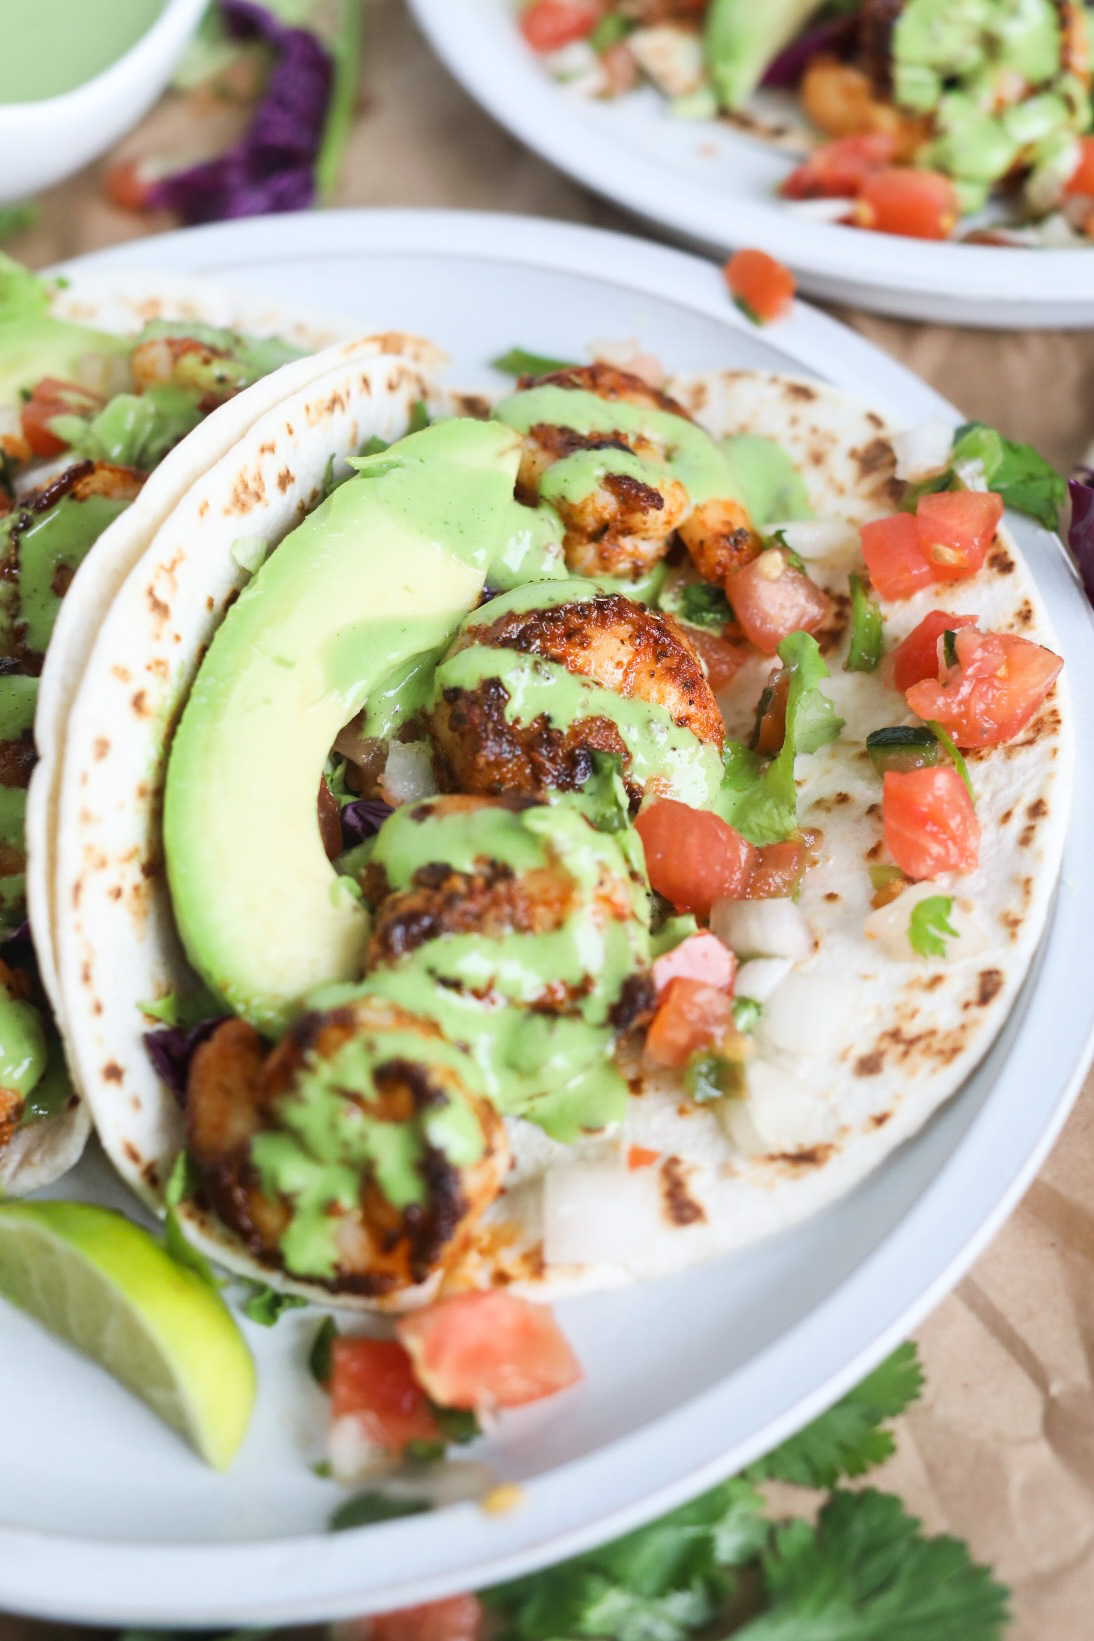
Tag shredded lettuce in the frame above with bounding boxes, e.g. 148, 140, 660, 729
50, 386, 204, 471
718, 631, 843, 845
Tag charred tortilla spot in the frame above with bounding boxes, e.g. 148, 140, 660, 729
1027, 797, 1047, 820
131, 691, 149, 717
660, 1156, 706, 1226
1018, 823, 1036, 847
93, 737, 110, 761
854, 1050, 884, 1076
103, 1062, 124, 1083
868, 1111, 891, 1129
148, 589, 170, 622
277, 468, 295, 494
976, 969, 1003, 1007
773, 1144, 835, 1169
986, 543, 1015, 574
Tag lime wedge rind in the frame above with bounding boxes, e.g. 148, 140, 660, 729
0, 1201, 255, 1469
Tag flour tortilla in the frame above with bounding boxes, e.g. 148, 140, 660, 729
50, 369, 1071, 1305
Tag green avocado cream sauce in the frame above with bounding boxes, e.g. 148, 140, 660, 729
0, 985, 46, 1101
892, 0, 1090, 209
251, 1021, 487, 1281
251, 799, 651, 1279
0, 0, 166, 104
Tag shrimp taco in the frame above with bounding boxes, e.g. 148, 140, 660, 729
0, 252, 437, 1194
48, 348, 1071, 1304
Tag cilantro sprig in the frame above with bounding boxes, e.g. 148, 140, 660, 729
483, 1342, 1006, 1641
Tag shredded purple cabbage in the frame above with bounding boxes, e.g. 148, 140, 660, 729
1, 919, 31, 953
341, 797, 394, 848
144, 1018, 228, 1104
1068, 474, 1094, 605
148, 0, 333, 224
761, 14, 858, 88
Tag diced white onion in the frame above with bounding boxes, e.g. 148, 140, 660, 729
734, 956, 793, 1003
765, 519, 860, 564
543, 1161, 665, 1267
328, 1414, 395, 1484
952, 456, 988, 493
381, 740, 437, 805
587, 338, 665, 388
77, 348, 131, 400
890, 418, 955, 482
718, 1059, 833, 1155
543, 40, 604, 94
628, 26, 705, 95
711, 897, 814, 962
758, 973, 858, 1059
0, 406, 19, 439
1025, 134, 1080, 215
863, 881, 989, 964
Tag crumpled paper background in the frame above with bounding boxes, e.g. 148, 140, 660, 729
3, 1, 1094, 1633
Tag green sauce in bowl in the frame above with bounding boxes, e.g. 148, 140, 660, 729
0, 0, 165, 104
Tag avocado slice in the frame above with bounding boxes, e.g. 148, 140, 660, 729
705, 0, 829, 110
0, 254, 128, 408
163, 418, 524, 1036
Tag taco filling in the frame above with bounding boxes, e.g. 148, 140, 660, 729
54, 351, 1065, 1304
520, 0, 1094, 242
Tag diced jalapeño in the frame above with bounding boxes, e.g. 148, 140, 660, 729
866, 725, 940, 775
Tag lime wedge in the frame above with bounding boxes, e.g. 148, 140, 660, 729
0, 1200, 255, 1469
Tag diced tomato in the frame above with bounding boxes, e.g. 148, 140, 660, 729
1064, 135, 1094, 199
519, 0, 601, 51
635, 799, 756, 917
744, 839, 806, 899
105, 158, 156, 214
627, 1145, 660, 1170
853, 169, 959, 240
645, 977, 738, 1069
726, 549, 831, 655
882, 767, 979, 879
860, 513, 934, 601
652, 930, 736, 994
396, 1292, 581, 1411
687, 627, 747, 692
352, 1596, 485, 1641
915, 491, 1003, 581
20, 377, 101, 459
724, 249, 796, 325
888, 609, 978, 692
780, 133, 897, 200
906, 627, 1063, 748
330, 1337, 441, 1455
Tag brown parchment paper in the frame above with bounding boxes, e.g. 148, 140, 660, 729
3, 2, 1094, 1633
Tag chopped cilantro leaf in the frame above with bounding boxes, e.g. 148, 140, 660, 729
952, 422, 1065, 530
239, 1282, 308, 1327
491, 347, 577, 377
139, 984, 222, 1029
591, 13, 630, 49
942, 628, 958, 669
680, 582, 734, 630
908, 895, 959, 960
756, 1342, 924, 1490
359, 434, 390, 456
578, 750, 630, 834
330, 1492, 432, 1532
735, 1488, 1009, 1641
309, 1315, 339, 1386
408, 399, 432, 433
430, 1402, 481, 1445
718, 632, 843, 845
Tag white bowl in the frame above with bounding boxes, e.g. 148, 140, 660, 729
0, 0, 208, 204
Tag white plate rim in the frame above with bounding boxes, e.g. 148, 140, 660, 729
3, 208, 1093, 1625
406, 0, 1094, 325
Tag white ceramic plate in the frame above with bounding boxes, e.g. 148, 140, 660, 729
3, 210, 1093, 1627
407, 0, 1094, 329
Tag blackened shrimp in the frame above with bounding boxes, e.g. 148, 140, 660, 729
185, 995, 509, 1299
